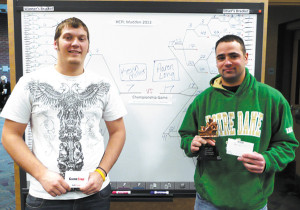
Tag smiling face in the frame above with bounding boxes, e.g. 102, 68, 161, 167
215, 41, 248, 87
54, 25, 89, 75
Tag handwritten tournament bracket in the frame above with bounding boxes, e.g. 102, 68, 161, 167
22, 10, 258, 187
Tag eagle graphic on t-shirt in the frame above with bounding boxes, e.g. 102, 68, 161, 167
27, 81, 110, 175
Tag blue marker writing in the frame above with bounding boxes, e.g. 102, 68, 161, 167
150, 191, 169, 194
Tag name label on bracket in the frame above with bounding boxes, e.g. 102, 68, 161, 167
23, 6, 54, 12
223, 9, 250, 14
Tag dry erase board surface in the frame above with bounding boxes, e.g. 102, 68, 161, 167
16, 1, 264, 191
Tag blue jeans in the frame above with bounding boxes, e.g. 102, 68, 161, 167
25, 184, 111, 210
195, 192, 267, 210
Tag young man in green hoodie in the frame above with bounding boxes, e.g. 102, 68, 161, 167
179, 35, 299, 210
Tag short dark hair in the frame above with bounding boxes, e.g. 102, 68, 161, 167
215, 35, 246, 54
54, 17, 89, 42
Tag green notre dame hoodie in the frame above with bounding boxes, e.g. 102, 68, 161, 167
179, 68, 299, 210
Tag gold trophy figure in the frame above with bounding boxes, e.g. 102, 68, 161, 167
197, 118, 222, 161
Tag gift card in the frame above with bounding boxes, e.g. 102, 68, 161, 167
226, 138, 254, 157
65, 171, 89, 188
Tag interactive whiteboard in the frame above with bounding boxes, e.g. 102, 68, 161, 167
13, 1, 264, 194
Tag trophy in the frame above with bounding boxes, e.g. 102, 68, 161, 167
197, 118, 222, 161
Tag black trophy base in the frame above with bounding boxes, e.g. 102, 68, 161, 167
197, 144, 222, 161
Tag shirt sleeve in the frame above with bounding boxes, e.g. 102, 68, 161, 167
262, 97, 299, 173
102, 81, 127, 121
178, 99, 200, 157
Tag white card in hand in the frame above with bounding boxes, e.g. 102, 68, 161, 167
65, 171, 89, 188
226, 138, 254, 157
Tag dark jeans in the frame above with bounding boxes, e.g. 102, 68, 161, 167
25, 184, 111, 210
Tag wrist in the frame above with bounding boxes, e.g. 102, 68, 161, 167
35, 167, 48, 181
96, 166, 107, 177
95, 169, 106, 181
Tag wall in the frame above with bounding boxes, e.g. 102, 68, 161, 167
111, 198, 195, 210
269, 0, 300, 5
265, 5, 300, 87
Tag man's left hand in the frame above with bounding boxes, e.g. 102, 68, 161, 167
237, 152, 266, 174
80, 171, 103, 194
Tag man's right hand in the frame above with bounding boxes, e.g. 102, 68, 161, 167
191, 135, 216, 153
38, 170, 71, 197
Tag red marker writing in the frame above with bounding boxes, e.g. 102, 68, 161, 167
112, 191, 131, 194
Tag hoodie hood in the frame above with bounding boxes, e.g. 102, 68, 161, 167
209, 67, 256, 96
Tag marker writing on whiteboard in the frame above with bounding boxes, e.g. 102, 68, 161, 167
112, 191, 131, 194
150, 191, 169, 194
